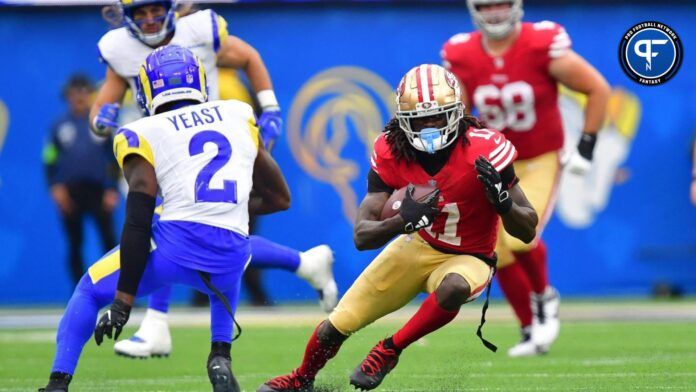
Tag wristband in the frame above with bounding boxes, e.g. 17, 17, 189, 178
577, 133, 597, 161
257, 89, 279, 111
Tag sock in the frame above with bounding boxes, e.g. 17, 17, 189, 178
52, 275, 111, 374
496, 262, 533, 328
209, 288, 240, 344
249, 235, 301, 272
147, 286, 172, 313
297, 322, 344, 379
208, 341, 231, 362
392, 292, 459, 350
514, 240, 549, 295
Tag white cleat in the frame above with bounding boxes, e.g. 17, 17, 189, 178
508, 328, 547, 358
531, 286, 561, 348
114, 309, 172, 359
295, 245, 338, 313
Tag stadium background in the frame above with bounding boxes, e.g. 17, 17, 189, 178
0, 0, 694, 307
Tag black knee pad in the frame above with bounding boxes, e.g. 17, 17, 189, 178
317, 319, 349, 344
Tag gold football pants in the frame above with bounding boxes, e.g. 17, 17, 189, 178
329, 233, 493, 336
496, 150, 561, 268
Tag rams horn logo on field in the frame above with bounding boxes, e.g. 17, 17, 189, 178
288, 66, 395, 223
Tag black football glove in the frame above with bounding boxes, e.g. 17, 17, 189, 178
475, 156, 512, 214
399, 184, 441, 233
94, 298, 131, 345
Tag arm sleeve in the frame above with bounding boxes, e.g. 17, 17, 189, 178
117, 191, 156, 296
367, 168, 394, 194
500, 164, 520, 190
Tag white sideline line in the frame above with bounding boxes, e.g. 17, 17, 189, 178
0, 331, 54, 342
2, 302, 696, 329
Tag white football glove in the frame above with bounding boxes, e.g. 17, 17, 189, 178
564, 133, 597, 176
564, 149, 592, 176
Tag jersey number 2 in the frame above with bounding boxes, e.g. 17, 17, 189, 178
189, 130, 238, 203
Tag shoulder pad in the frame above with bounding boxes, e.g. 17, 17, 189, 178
370, 133, 395, 174
97, 28, 130, 65
529, 21, 572, 59
466, 128, 517, 172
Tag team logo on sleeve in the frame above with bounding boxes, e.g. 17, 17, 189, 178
619, 21, 682, 86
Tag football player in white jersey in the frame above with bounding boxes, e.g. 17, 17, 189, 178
41, 45, 283, 392
89, 0, 338, 359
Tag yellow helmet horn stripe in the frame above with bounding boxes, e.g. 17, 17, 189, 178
138, 64, 153, 109
197, 57, 207, 100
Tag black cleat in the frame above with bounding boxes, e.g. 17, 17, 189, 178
207, 355, 241, 392
349, 339, 401, 391
38, 372, 72, 392
257, 369, 314, 392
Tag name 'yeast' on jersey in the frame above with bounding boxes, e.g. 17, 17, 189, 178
372, 127, 517, 256
98, 9, 227, 100
113, 100, 259, 236
442, 21, 571, 160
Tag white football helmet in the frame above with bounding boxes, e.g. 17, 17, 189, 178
395, 64, 464, 154
467, 0, 524, 39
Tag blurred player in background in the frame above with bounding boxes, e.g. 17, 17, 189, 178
41, 44, 290, 392
258, 64, 538, 392
90, 0, 338, 359
442, 0, 610, 356
43, 74, 120, 286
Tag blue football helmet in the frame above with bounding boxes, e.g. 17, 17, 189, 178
136, 45, 208, 116
120, 0, 176, 46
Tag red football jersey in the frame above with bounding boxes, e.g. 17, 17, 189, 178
441, 21, 571, 160
371, 127, 518, 255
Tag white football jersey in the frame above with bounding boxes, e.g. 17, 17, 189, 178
113, 100, 259, 236
98, 9, 225, 101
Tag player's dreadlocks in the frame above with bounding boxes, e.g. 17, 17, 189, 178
383, 114, 486, 163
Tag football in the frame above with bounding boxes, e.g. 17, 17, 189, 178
380, 183, 439, 220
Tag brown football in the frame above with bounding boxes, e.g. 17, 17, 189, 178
380, 184, 439, 220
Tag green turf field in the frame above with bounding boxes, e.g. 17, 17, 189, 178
2, 319, 695, 391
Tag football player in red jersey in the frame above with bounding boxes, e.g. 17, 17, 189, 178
441, 0, 610, 357
257, 64, 538, 392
